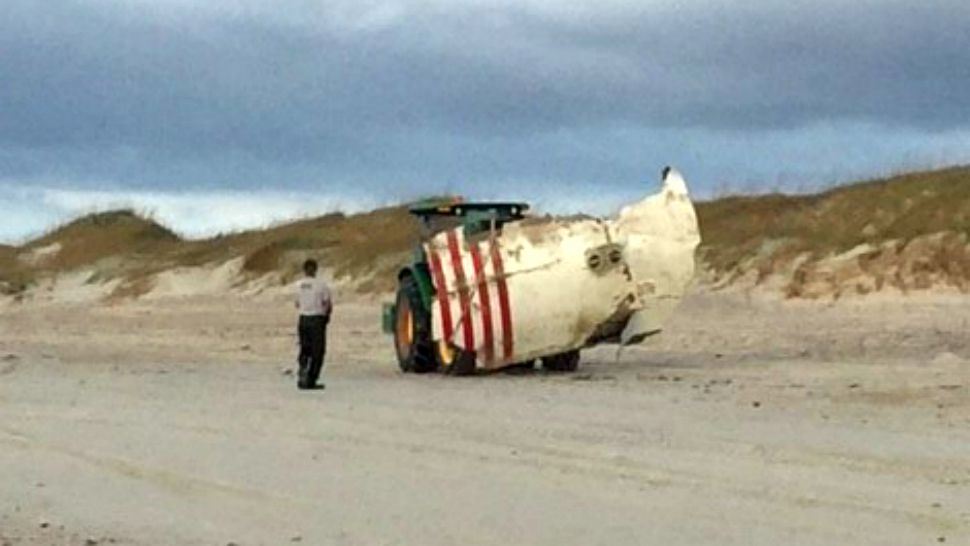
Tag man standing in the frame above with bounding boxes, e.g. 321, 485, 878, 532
295, 259, 332, 390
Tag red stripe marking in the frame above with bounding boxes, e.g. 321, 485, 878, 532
469, 242, 494, 364
489, 238, 514, 360
446, 230, 475, 351
427, 244, 453, 342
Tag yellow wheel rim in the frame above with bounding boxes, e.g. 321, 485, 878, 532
396, 304, 414, 355
437, 339, 455, 366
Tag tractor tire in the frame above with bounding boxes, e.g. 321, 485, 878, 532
436, 340, 477, 376
541, 350, 580, 372
394, 276, 436, 373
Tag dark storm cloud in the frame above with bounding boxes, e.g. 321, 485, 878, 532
1, 0, 970, 242
3, 1, 969, 156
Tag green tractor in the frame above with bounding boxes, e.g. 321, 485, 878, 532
382, 199, 528, 375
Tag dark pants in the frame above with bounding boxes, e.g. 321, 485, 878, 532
298, 315, 328, 388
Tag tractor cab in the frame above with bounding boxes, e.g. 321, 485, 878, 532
408, 199, 529, 239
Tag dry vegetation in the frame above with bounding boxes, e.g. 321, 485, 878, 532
696, 166, 970, 296
0, 244, 20, 295
2, 167, 968, 299
0, 205, 420, 298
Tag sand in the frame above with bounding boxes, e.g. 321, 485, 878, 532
1, 290, 968, 545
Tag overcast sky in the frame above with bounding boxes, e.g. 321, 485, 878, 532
2, 0, 969, 241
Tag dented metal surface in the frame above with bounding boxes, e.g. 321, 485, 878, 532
425, 168, 701, 369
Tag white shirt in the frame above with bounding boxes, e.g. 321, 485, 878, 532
296, 277, 332, 316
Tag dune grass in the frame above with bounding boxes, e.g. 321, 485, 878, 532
0, 203, 422, 296
695, 166, 970, 280
2, 167, 968, 298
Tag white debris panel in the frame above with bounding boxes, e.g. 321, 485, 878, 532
425, 168, 701, 369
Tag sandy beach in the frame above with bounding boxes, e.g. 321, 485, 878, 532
1, 290, 968, 545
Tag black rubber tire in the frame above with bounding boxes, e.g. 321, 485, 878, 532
394, 276, 436, 373
437, 341, 477, 376
541, 350, 580, 372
